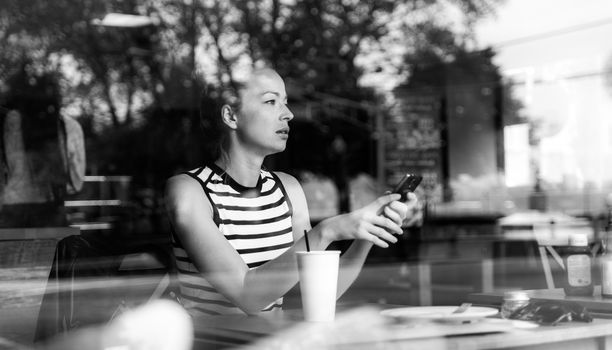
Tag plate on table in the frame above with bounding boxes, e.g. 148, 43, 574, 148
380, 306, 499, 323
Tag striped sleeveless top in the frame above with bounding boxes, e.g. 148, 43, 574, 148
171, 164, 295, 316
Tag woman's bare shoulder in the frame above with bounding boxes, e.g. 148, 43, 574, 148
166, 173, 199, 194
273, 171, 302, 191
273, 171, 308, 206
272, 172, 311, 228
165, 173, 208, 212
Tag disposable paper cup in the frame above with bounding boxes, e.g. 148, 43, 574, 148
296, 250, 340, 322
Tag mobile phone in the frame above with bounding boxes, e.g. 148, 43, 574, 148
392, 174, 422, 201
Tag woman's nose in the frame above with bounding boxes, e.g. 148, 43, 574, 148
281, 104, 294, 121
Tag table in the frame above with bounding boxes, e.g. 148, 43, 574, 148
0, 227, 80, 268
409, 233, 545, 306
411, 212, 597, 305
191, 303, 612, 350
469, 287, 612, 317
0, 227, 79, 241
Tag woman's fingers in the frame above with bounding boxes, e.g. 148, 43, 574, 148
358, 223, 396, 247
405, 192, 418, 207
385, 193, 418, 225
356, 224, 388, 247
389, 200, 408, 212
371, 208, 403, 233
382, 206, 402, 227
343, 193, 416, 247
370, 236, 389, 248
373, 193, 401, 210
371, 215, 403, 235
387, 200, 411, 221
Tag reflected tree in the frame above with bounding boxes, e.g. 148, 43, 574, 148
0, 0, 505, 190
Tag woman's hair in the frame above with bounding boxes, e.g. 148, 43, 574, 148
199, 82, 242, 164
199, 67, 274, 163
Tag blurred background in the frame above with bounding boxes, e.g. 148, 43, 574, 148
1, 0, 612, 348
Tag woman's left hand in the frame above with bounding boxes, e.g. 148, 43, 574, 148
319, 193, 406, 247
381, 192, 418, 226
401, 192, 422, 227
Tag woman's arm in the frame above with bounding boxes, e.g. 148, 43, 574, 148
166, 173, 408, 315
275, 173, 372, 298
334, 192, 416, 297
166, 174, 327, 315
276, 173, 413, 299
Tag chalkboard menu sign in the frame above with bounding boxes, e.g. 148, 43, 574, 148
385, 92, 444, 202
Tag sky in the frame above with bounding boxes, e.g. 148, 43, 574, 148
475, 0, 612, 74
473, 0, 612, 190
475, 0, 612, 53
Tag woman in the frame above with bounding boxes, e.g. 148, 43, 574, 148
165, 68, 418, 317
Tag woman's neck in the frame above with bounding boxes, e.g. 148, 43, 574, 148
216, 151, 264, 188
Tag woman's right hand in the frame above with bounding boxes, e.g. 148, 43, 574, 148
318, 193, 408, 248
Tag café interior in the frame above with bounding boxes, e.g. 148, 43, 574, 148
2, 1, 612, 349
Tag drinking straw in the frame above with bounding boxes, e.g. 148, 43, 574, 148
304, 229, 311, 252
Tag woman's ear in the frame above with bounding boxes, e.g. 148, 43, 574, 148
221, 104, 238, 129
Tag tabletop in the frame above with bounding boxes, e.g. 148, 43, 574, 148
469, 287, 612, 316
191, 302, 612, 350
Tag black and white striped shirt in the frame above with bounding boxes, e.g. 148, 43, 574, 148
171, 164, 294, 316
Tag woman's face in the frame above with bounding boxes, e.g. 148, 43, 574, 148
234, 69, 294, 156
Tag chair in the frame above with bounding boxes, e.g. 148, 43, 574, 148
34, 235, 174, 343
499, 211, 596, 290
537, 244, 565, 289
117, 250, 174, 303
532, 219, 598, 289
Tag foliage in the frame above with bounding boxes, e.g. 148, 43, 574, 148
0, 0, 505, 189
401, 44, 525, 126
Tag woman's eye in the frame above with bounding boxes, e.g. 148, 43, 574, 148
265, 100, 276, 105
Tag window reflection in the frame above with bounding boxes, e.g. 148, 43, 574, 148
1, 1, 611, 349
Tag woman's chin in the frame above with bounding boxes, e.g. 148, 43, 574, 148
269, 146, 286, 155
